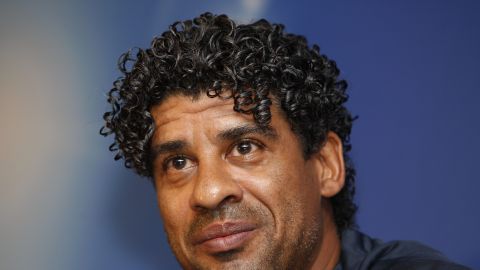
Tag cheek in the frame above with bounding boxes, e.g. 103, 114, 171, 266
262, 159, 321, 221
231, 155, 311, 210
156, 187, 191, 237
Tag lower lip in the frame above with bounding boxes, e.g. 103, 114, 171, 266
199, 230, 255, 254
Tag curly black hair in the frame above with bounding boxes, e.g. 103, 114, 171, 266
101, 12, 357, 232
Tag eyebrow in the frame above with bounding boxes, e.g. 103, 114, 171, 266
150, 124, 278, 161
150, 140, 187, 161
217, 124, 278, 141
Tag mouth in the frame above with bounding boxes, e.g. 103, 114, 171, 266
192, 221, 256, 254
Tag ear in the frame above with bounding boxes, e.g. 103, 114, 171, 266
311, 132, 346, 198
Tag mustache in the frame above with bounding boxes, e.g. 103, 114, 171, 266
187, 203, 267, 240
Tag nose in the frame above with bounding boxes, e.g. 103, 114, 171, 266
189, 159, 243, 211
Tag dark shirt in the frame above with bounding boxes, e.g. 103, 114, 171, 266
334, 229, 471, 270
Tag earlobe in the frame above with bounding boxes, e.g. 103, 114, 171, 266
313, 132, 346, 198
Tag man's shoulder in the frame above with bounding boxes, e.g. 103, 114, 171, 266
371, 257, 470, 270
335, 229, 471, 270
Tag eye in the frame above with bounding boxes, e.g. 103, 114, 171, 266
164, 155, 192, 171
230, 140, 261, 157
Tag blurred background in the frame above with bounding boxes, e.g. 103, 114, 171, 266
0, 0, 479, 269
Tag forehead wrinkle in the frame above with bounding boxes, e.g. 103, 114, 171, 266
151, 96, 238, 128
151, 96, 246, 149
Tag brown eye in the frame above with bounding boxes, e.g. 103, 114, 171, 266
171, 157, 187, 169
230, 140, 261, 157
237, 141, 253, 154
164, 156, 191, 171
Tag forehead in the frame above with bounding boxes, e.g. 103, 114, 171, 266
150, 94, 255, 143
150, 94, 241, 127
149, 94, 290, 145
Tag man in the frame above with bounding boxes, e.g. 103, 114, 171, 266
101, 12, 469, 270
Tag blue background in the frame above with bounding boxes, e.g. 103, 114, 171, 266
0, 0, 478, 269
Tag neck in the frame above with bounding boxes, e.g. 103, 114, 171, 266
309, 202, 341, 270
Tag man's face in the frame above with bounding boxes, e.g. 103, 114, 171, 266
150, 94, 329, 269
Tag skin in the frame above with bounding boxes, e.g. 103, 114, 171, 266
150, 93, 345, 270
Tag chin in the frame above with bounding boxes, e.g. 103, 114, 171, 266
185, 259, 268, 270
178, 248, 277, 270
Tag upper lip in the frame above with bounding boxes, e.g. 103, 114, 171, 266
191, 221, 256, 245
